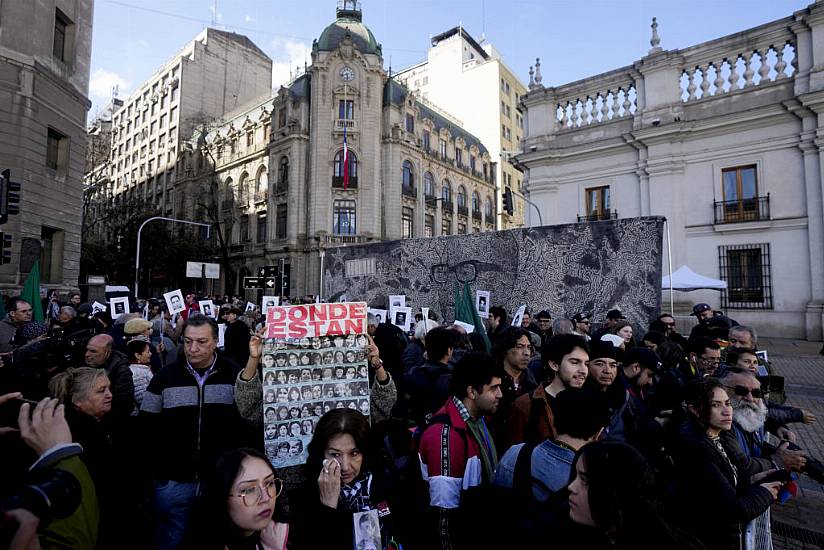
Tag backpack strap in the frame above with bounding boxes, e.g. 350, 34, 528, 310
513, 440, 539, 501
425, 412, 470, 467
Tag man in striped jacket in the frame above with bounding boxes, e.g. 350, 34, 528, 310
140, 314, 251, 550
418, 352, 503, 549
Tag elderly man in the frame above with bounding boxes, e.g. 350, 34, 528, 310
721, 367, 807, 473
85, 334, 135, 419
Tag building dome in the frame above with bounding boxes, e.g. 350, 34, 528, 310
316, 2, 381, 56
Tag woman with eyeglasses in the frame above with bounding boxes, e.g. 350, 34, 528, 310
667, 378, 780, 550
182, 447, 288, 550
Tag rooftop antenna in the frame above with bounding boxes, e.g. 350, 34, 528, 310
211, 0, 217, 26
481, 0, 486, 41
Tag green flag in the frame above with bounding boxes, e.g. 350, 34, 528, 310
453, 281, 491, 353
21, 260, 45, 322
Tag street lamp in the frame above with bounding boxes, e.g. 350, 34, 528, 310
135, 216, 211, 299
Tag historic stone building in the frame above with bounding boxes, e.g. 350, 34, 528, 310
397, 26, 528, 229
517, 3, 824, 340
0, 0, 93, 291
87, 1, 496, 298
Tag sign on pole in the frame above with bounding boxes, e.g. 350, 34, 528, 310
186, 261, 220, 279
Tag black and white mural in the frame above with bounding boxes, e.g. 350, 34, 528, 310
323, 217, 664, 328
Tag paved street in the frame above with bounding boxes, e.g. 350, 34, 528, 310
761, 339, 824, 549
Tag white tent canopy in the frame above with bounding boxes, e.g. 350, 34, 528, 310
662, 265, 727, 291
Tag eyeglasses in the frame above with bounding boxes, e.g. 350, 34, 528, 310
699, 356, 721, 366
231, 477, 283, 506
727, 385, 762, 399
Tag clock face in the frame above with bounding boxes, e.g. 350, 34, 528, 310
340, 66, 354, 82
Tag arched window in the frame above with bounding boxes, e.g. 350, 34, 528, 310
402, 160, 414, 194
457, 186, 467, 209
485, 196, 494, 218
238, 172, 248, 203
442, 179, 452, 204
255, 166, 267, 197
471, 191, 480, 213
222, 177, 234, 206
278, 156, 289, 186
333, 150, 358, 188
424, 172, 435, 198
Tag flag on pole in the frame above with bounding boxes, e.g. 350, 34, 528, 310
454, 281, 491, 352
342, 124, 349, 190
21, 260, 45, 322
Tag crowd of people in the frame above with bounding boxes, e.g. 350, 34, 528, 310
0, 290, 821, 550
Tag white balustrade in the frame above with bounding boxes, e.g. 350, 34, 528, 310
555, 84, 637, 128
680, 41, 796, 103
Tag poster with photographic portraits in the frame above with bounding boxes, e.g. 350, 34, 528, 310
390, 306, 412, 332
475, 290, 490, 319
261, 296, 280, 317
388, 294, 406, 309
198, 300, 217, 319
92, 301, 107, 315
109, 297, 129, 320
261, 302, 370, 468
164, 289, 186, 315
245, 301, 257, 313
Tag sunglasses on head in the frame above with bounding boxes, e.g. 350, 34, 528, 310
729, 385, 762, 398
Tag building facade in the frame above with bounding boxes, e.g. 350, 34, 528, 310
517, 4, 824, 340
396, 27, 528, 229
86, 2, 497, 299
0, 0, 93, 291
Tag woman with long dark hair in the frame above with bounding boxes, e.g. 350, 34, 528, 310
182, 447, 288, 550
289, 408, 400, 549
565, 440, 705, 549
668, 379, 779, 550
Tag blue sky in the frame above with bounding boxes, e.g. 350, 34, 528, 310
89, 0, 810, 119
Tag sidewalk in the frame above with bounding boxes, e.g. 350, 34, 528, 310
763, 339, 824, 549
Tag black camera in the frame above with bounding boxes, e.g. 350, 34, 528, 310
0, 468, 81, 545
784, 441, 824, 484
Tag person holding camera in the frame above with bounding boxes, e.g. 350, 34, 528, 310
0, 393, 99, 550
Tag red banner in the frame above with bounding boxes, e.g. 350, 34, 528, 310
266, 302, 367, 339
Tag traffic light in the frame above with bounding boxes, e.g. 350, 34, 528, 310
0, 169, 21, 226
0, 232, 12, 264
502, 187, 514, 216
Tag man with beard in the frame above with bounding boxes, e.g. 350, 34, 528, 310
492, 327, 539, 447
721, 367, 808, 548
722, 367, 807, 473
505, 334, 588, 447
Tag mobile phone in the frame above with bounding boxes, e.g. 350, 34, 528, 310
760, 469, 792, 484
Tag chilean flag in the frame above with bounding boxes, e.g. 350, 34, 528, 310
342, 125, 350, 190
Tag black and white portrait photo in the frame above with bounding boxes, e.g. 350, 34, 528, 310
163, 289, 186, 315
475, 290, 490, 319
